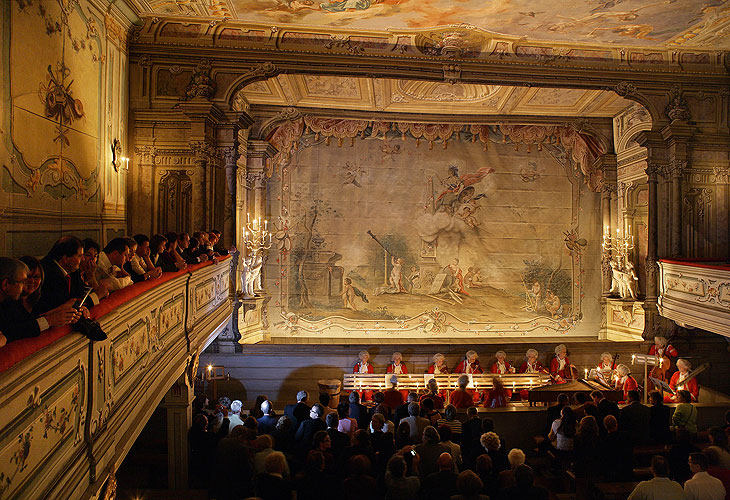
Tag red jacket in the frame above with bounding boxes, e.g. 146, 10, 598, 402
669, 371, 699, 401
518, 361, 545, 374
483, 388, 508, 408
426, 364, 450, 374
353, 362, 374, 374
550, 356, 572, 380
386, 363, 408, 374
490, 361, 513, 375
649, 344, 678, 358
454, 359, 483, 374
619, 375, 638, 402
450, 389, 476, 409
383, 388, 405, 410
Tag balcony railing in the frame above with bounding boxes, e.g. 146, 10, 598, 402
658, 259, 730, 337
0, 257, 232, 500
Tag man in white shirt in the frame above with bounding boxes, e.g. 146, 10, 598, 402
685, 452, 726, 500
628, 455, 686, 500
95, 238, 133, 292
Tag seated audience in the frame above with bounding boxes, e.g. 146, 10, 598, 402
319, 393, 337, 421
369, 404, 395, 434
228, 399, 244, 433
401, 403, 429, 443
421, 452, 457, 500
190, 411, 230, 490
499, 464, 549, 500
348, 391, 370, 431
258, 400, 278, 435
685, 452, 726, 500
178, 232, 208, 264
309, 431, 335, 473
284, 390, 311, 431
0, 257, 80, 344
384, 375, 405, 410
80, 238, 109, 300
337, 401, 358, 439
480, 431, 509, 473
342, 431, 377, 476
620, 389, 651, 445
255, 451, 293, 500
591, 390, 619, 434
295, 451, 333, 500
438, 424, 462, 469
148, 234, 169, 270
95, 238, 132, 292
396, 421, 414, 449
573, 415, 600, 479
669, 428, 701, 484
384, 455, 420, 500
250, 395, 268, 419
460, 407, 483, 468
254, 434, 291, 479
704, 448, 730, 500
342, 454, 377, 500
395, 392, 418, 428
421, 397, 441, 426
130, 234, 163, 279
415, 426, 451, 478
673, 389, 698, 434
649, 390, 672, 445
601, 414, 633, 482
572, 391, 598, 421
546, 393, 569, 434
211, 425, 254, 499
707, 427, 730, 469
160, 232, 187, 272
325, 413, 350, 458
474, 454, 499, 500
436, 405, 462, 443
451, 470, 488, 500
271, 416, 296, 455
548, 406, 576, 453
499, 448, 526, 490
483, 376, 509, 408
295, 404, 327, 450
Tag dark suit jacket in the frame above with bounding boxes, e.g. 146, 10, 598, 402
295, 417, 326, 448
0, 299, 41, 342
649, 403, 671, 444
601, 430, 633, 481
393, 402, 410, 428
620, 401, 651, 445
258, 414, 279, 436
349, 402, 369, 430
326, 427, 350, 458
597, 398, 620, 433
157, 251, 179, 272
284, 402, 311, 431
123, 261, 146, 283
36, 256, 91, 314
422, 470, 458, 500
460, 417, 484, 465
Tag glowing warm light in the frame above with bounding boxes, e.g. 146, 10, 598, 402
631, 354, 636, 365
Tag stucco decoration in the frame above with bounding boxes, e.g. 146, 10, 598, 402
2, 0, 104, 202
264, 118, 602, 340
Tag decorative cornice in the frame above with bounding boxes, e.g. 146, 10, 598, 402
713, 166, 730, 184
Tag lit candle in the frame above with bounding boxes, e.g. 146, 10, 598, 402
632, 354, 636, 364
584, 368, 588, 379
265, 219, 268, 230
659, 358, 663, 367
247, 213, 250, 223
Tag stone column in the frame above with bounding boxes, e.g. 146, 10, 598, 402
161, 374, 193, 490
600, 182, 616, 296
222, 146, 239, 249
190, 143, 213, 232
644, 162, 661, 339
245, 141, 278, 224
668, 160, 686, 257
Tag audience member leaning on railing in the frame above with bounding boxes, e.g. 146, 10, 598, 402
0, 229, 227, 349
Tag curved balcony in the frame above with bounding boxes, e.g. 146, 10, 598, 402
658, 258, 730, 337
0, 257, 231, 500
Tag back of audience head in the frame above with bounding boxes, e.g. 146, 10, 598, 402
164, 232, 178, 249
649, 391, 663, 405
627, 390, 640, 403
264, 451, 287, 475
306, 450, 325, 473
319, 392, 330, 408
444, 404, 457, 421
708, 426, 728, 449
514, 464, 535, 487
457, 374, 470, 389
191, 413, 208, 432
372, 392, 385, 405
326, 412, 339, 429
347, 454, 372, 476
423, 426, 440, 444
677, 389, 692, 403
349, 391, 360, 404
297, 390, 308, 403
276, 416, 292, 432
244, 416, 257, 431
482, 417, 494, 433
387, 455, 406, 478
456, 470, 483, 497
421, 397, 434, 411
579, 416, 599, 438
650, 455, 670, 477
508, 448, 526, 469
337, 402, 350, 419
560, 406, 577, 437
407, 402, 419, 416
261, 399, 272, 416
230, 425, 248, 440
313, 430, 330, 450
427, 379, 439, 393
480, 431, 501, 451
467, 406, 478, 418
590, 390, 604, 402
407, 392, 418, 403
574, 392, 588, 405
230, 400, 242, 415
437, 452, 453, 471
557, 393, 569, 405
438, 424, 452, 442
604, 414, 618, 433
255, 433, 273, 450
353, 429, 369, 446
396, 421, 410, 439
704, 447, 722, 467
218, 396, 231, 410
475, 454, 492, 476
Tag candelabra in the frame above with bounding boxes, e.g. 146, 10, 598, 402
601, 226, 634, 262
243, 214, 273, 254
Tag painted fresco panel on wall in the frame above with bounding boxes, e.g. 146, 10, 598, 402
268, 127, 599, 339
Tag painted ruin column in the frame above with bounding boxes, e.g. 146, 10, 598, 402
245, 140, 278, 224
161, 374, 193, 490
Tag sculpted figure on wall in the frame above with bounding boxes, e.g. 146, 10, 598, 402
242, 252, 264, 298
609, 257, 639, 300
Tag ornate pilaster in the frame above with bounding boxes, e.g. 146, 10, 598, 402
160, 374, 193, 490
600, 181, 617, 297
643, 161, 661, 339
245, 141, 278, 225
189, 141, 219, 230
667, 159, 687, 257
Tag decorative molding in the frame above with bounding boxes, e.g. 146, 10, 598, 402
666, 84, 691, 122
614, 81, 638, 97
184, 59, 216, 100
668, 159, 688, 178
443, 63, 461, 84
713, 166, 730, 184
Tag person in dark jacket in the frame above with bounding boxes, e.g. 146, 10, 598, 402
295, 404, 327, 451
284, 390, 312, 431
591, 390, 620, 434
349, 390, 371, 431
648, 391, 672, 444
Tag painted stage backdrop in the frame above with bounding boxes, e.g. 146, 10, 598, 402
263, 119, 604, 341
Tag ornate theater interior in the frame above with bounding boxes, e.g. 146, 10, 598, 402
1, 0, 730, 498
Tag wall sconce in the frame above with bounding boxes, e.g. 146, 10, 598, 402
111, 138, 129, 172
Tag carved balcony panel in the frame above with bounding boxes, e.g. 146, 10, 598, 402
658, 259, 730, 337
0, 258, 231, 500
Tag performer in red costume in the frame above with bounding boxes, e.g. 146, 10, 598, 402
427, 353, 450, 374
386, 352, 409, 399
518, 348, 546, 400
490, 350, 515, 399
483, 376, 509, 408
353, 350, 374, 402
450, 374, 477, 409
454, 350, 483, 374
596, 352, 616, 382
549, 344, 575, 384
649, 335, 678, 383
615, 364, 638, 402
649, 335, 678, 359
668, 358, 699, 402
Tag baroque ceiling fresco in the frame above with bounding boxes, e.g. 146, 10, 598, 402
133, 0, 730, 49
239, 75, 632, 116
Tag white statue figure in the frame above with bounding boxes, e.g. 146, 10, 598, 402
241, 252, 264, 298
624, 260, 639, 299
609, 257, 639, 300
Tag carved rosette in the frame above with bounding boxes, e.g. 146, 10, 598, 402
665, 85, 691, 122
